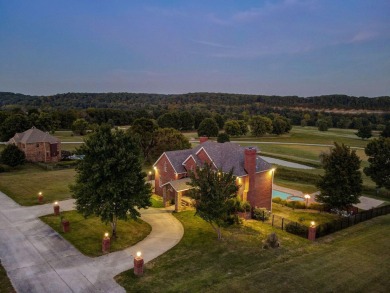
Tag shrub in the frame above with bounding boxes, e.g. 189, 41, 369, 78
309, 203, 324, 211
285, 222, 308, 236
286, 200, 306, 210
253, 208, 270, 221
217, 133, 230, 143
263, 232, 280, 249
272, 197, 282, 204
0, 145, 26, 167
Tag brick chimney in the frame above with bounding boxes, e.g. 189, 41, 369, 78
244, 147, 257, 207
199, 136, 208, 144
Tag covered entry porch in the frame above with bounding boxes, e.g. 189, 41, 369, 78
161, 178, 193, 212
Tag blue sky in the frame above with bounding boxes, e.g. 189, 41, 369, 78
0, 0, 389, 97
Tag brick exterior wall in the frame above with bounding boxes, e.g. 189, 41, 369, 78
18, 142, 61, 163
154, 154, 178, 197
154, 147, 273, 212
197, 149, 212, 165
252, 171, 273, 211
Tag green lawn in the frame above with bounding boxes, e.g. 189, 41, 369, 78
0, 164, 75, 205
53, 130, 85, 142
0, 261, 15, 293
151, 194, 164, 208
41, 210, 152, 257
271, 203, 339, 226
116, 211, 390, 292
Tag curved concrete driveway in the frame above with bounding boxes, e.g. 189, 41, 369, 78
0, 191, 184, 293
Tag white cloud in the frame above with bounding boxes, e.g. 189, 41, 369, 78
349, 31, 379, 43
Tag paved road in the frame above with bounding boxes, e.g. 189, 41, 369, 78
0, 192, 184, 293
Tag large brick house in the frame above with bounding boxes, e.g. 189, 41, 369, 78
8, 127, 61, 163
153, 137, 274, 213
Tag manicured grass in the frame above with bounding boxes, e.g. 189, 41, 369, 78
60, 143, 84, 152
116, 211, 390, 292
53, 131, 85, 142
0, 164, 75, 206
271, 203, 339, 226
40, 210, 152, 257
151, 194, 164, 208
0, 261, 15, 293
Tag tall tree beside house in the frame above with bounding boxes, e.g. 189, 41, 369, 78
237, 120, 248, 135
364, 137, 390, 191
197, 118, 219, 137
187, 163, 239, 240
0, 144, 25, 167
0, 114, 31, 141
70, 125, 151, 239
150, 128, 191, 161
128, 118, 158, 164
316, 143, 362, 210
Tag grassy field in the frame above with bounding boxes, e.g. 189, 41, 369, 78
272, 203, 339, 226
116, 211, 390, 292
41, 210, 151, 257
0, 164, 75, 205
0, 261, 15, 293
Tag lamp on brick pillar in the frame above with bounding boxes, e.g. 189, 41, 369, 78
147, 171, 152, 181
308, 221, 316, 241
102, 232, 110, 253
134, 251, 144, 276
38, 191, 43, 204
53, 201, 60, 215
304, 194, 311, 207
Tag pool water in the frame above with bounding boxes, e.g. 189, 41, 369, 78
272, 190, 304, 201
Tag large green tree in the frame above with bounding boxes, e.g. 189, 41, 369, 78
224, 120, 242, 136
128, 118, 158, 164
0, 144, 25, 167
197, 118, 219, 137
249, 116, 273, 136
356, 125, 372, 140
316, 143, 362, 209
71, 125, 151, 238
364, 137, 390, 190
0, 114, 31, 141
187, 163, 239, 240
150, 128, 191, 160
71, 118, 89, 135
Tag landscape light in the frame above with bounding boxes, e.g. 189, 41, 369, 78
38, 191, 42, 196
148, 171, 152, 175
54, 201, 58, 206
304, 194, 310, 199
136, 251, 142, 257
104, 232, 109, 238
310, 221, 316, 227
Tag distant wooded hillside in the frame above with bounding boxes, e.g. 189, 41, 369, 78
1, 92, 389, 111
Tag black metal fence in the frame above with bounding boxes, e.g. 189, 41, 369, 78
257, 211, 309, 238
316, 205, 390, 238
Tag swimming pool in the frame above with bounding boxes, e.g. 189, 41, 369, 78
272, 190, 304, 201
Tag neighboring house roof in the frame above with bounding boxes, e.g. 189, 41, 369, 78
156, 141, 271, 177
8, 127, 60, 144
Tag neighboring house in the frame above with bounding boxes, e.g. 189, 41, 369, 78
153, 137, 274, 213
7, 127, 61, 163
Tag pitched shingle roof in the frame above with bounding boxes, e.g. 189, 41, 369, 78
161, 141, 271, 176
8, 127, 59, 144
